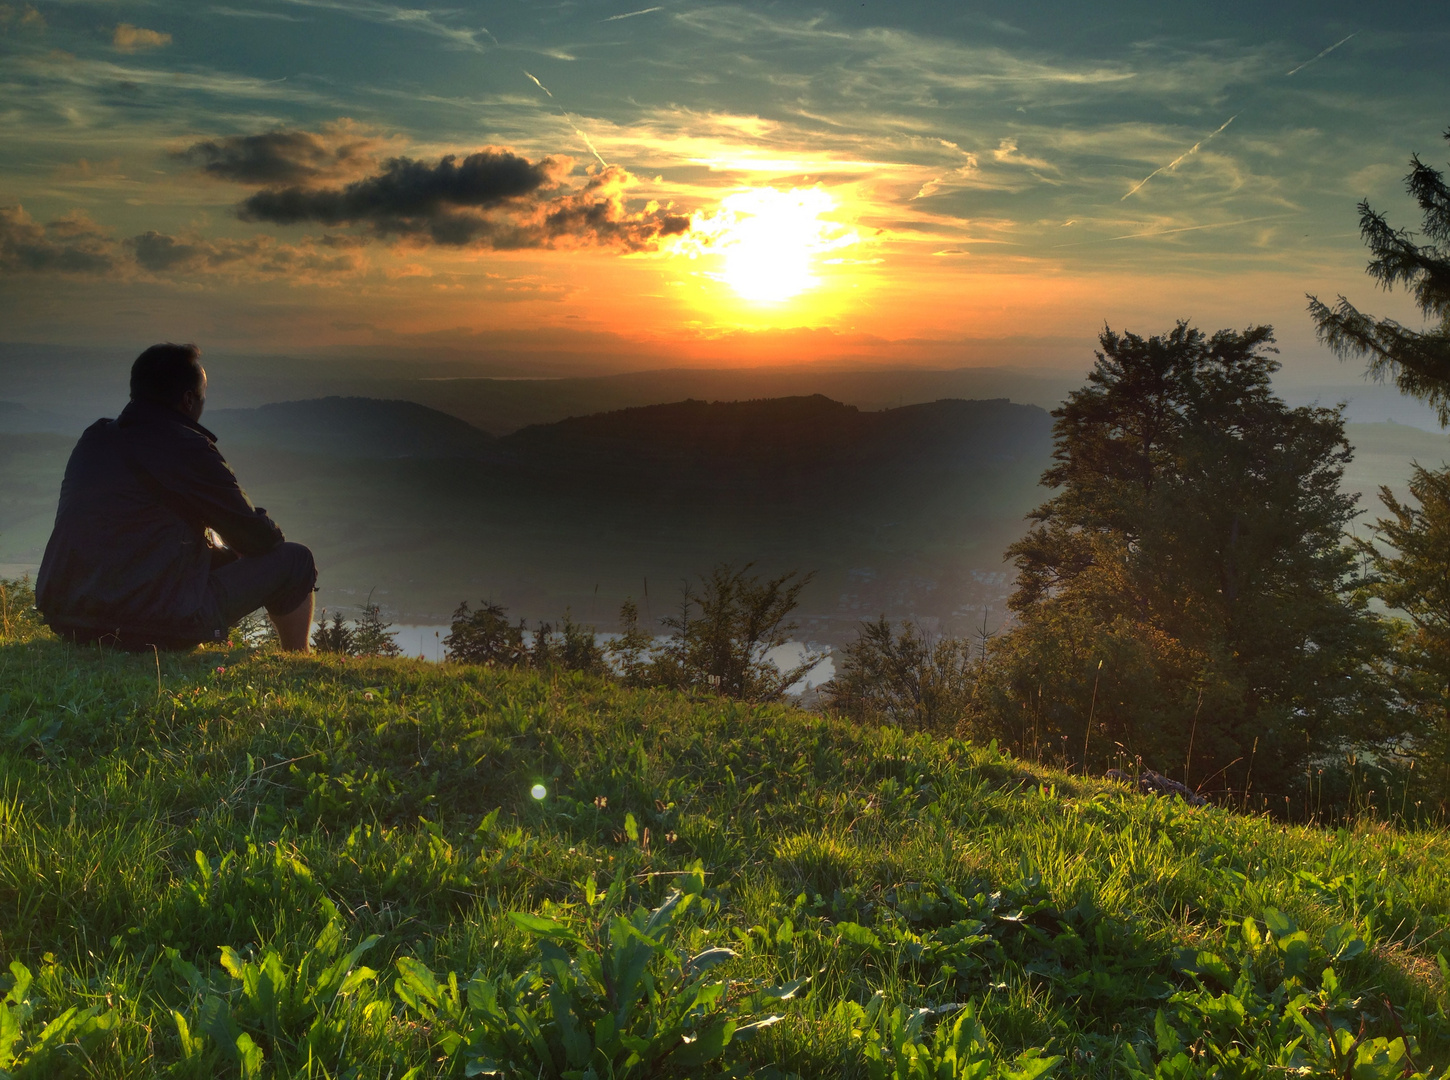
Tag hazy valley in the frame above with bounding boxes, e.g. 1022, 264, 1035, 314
4, 367, 1449, 647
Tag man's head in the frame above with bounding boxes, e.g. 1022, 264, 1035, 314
130, 343, 207, 422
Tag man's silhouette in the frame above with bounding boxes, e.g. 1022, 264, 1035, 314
37, 343, 316, 651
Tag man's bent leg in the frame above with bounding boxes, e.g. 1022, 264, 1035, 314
209, 542, 318, 651
270, 590, 313, 653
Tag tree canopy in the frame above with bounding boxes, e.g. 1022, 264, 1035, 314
1309, 127, 1450, 423
977, 323, 1385, 795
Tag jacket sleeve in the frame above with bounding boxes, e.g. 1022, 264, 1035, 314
156, 435, 285, 556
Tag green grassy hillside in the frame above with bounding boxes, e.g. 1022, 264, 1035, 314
1, 629, 1448, 1077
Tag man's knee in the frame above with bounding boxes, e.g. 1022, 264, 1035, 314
265, 542, 316, 615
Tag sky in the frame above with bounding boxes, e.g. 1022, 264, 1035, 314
1, 0, 1447, 375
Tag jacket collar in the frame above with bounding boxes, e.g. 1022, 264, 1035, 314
117, 398, 219, 442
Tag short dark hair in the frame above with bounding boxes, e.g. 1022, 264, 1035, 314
130, 343, 203, 406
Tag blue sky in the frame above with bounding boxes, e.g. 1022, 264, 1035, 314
1, 0, 1446, 374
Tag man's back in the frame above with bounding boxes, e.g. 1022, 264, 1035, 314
38, 398, 283, 642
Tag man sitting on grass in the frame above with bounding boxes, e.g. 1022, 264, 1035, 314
37, 343, 316, 652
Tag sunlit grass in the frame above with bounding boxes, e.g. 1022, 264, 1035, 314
1, 633, 1448, 1075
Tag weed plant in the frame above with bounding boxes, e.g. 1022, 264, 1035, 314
1, 611, 1449, 1075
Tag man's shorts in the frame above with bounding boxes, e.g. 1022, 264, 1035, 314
207, 541, 317, 629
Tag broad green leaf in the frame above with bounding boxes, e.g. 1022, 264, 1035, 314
171, 1010, 202, 1060
835, 922, 882, 949
236, 1032, 265, 1080
2, 964, 29, 1009
550, 979, 591, 1069
197, 995, 239, 1058
1322, 923, 1365, 963
395, 957, 443, 1012
594, 1011, 618, 1054
733, 1015, 783, 1039
670, 1020, 735, 1068
624, 812, 639, 842
1154, 1010, 1182, 1055
1003, 1049, 1064, 1079
758, 977, 808, 1001
337, 965, 379, 997
0, 1005, 20, 1070
509, 911, 585, 944
643, 889, 685, 937
683, 947, 736, 975
218, 945, 245, 980
1262, 908, 1296, 938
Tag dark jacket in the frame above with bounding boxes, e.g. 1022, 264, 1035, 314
37, 399, 284, 640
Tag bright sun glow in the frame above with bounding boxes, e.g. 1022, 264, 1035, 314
676, 187, 858, 304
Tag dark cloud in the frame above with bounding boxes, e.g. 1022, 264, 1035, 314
126, 230, 202, 272
123, 230, 365, 277
231, 140, 690, 251
182, 126, 383, 186
237, 149, 559, 234
0, 203, 365, 280
0, 206, 118, 274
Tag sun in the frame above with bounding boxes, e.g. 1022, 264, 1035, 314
675, 187, 858, 304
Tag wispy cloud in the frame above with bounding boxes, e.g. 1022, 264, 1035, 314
209, 7, 306, 21
275, 0, 495, 51
14, 52, 332, 104
602, 7, 663, 23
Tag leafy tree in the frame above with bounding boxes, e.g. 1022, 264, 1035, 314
311, 610, 355, 655
606, 598, 657, 687
823, 617, 974, 732
1309, 127, 1450, 422
352, 597, 403, 657
653, 563, 821, 702
977, 323, 1385, 794
1357, 466, 1450, 808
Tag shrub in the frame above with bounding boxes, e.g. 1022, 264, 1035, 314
443, 600, 526, 666
824, 617, 975, 733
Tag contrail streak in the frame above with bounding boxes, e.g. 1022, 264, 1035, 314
1121, 114, 1236, 201
1051, 214, 1290, 248
523, 70, 609, 167
1286, 32, 1356, 76
1107, 214, 1286, 241
603, 6, 662, 21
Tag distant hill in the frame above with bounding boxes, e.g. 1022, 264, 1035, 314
497, 396, 1051, 519
0, 401, 76, 436
197, 393, 1057, 637
206, 397, 497, 460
